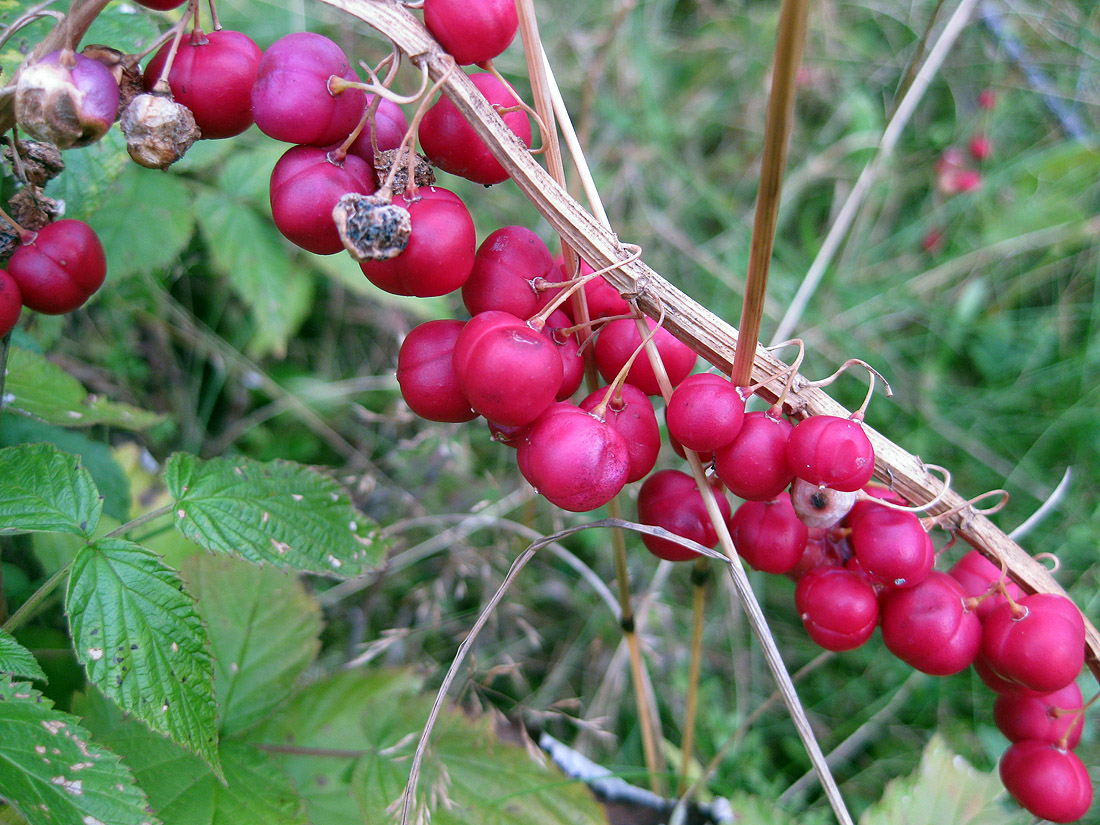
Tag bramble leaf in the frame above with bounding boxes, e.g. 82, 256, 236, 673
65, 539, 219, 775
0, 632, 46, 683
165, 453, 385, 578
0, 443, 101, 538
0, 681, 156, 825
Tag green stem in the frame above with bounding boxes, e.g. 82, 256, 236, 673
104, 503, 175, 539
2, 562, 71, 633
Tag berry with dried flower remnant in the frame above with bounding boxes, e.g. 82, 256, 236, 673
120, 92, 200, 169
7, 219, 106, 315
15, 49, 120, 149
333, 193, 411, 261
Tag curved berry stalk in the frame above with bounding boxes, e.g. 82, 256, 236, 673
994, 682, 1085, 748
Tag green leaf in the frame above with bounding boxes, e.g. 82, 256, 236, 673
182, 554, 321, 735
0, 632, 45, 682
87, 170, 197, 279
0, 443, 101, 538
0, 681, 156, 825
860, 735, 1025, 825
249, 670, 606, 825
77, 690, 307, 825
193, 190, 313, 359
0, 418, 131, 522
165, 453, 386, 578
43, 129, 130, 220
4, 347, 164, 431
65, 539, 219, 774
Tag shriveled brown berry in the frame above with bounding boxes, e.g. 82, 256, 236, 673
8, 185, 63, 231
332, 193, 412, 261
120, 92, 200, 169
375, 148, 435, 195
3, 139, 65, 187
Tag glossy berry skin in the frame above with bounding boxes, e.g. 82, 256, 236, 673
847, 501, 934, 589
579, 384, 660, 483
517, 402, 630, 512
418, 72, 531, 185
16, 50, 120, 149
396, 320, 477, 423
665, 373, 745, 453
0, 271, 22, 335
360, 187, 475, 296
461, 226, 557, 318
729, 493, 807, 575
453, 311, 562, 427
795, 566, 878, 652
637, 469, 730, 562
251, 32, 365, 146
555, 258, 630, 321
423, 0, 519, 66
133, 0, 188, 8
786, 414, 875, 492
1000, 740, 1092, 823
982, 593, 1086, 694
594, 317, 697, 397
269, 145, 376, 255
8, 220, 106, 314
994, 682, 1085, 749
879, 571, 981, 675
715, 411, 794, 501
144, 29, 262, 139
541, 310, 584, 400
348, 94, 409, 161
948, 549, 1021, 621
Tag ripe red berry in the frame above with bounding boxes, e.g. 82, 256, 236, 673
578, 383, 660, 483
251, 32, 365, 146
541, 310, 584, 400
396, 319, 478, 423
982, 594, 1086, 694
554, 257, 630, 321
947, 549, 1021, 621
8, 219, 106, 314
423, 0, 519, 66
418, 72, 531, 185
879, 571, 981, 675
269, 145, 376, 255
715, 410, 794, 501
143, 29, 262, 139
786, 414, 875, 492
729, 492, 807, 575
978, 89, 997, 110
665, 373, 746, 454
1000, 740, 1092, 823
132, 0, 187, 8
994, 682, 1085, 749
517, 402, 630, 512
0, 270, 22, 335
359, 187, 476, 296
348, 95, 409, 162
795, 566, 878, 652
594, 317, 697, 397
461, 225, 557, 318
637, 469, 730, 562
847, 501, 934, 589
968, 134, 992, 162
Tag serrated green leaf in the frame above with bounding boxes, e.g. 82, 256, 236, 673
165, 453, 385, 578
87, 170, 196, 279
77, 690, 307, 825
4, 346, 164, 431
0, 681, 157, 825
65, 539, 219, 774
0, 443, 100, 538
43, 129, 130, 220
182, 554, 321, 735
0, 632, 45, 682
1, 417, 131, 522
83, 2, 162, 55
193, 190, 313, 359
860, 735, 1025, 825
249, 670, 606, 825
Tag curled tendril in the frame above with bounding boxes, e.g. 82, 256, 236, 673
922, 488, 1009, 531
802, 358, 892, 420
858, 463, 953, 514
481, 59, 551, 156
1032, 552, 1062, 573
530, 243, 642, 329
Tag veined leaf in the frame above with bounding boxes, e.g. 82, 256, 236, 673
0, 681, 156, 825
165, 453, 385, 578
77, 690, 307, 825
4, 347, 164, 431
0, 443, 101, 538
182, 555, 321, 735
0, 632, 46, 683
65, 539, 219, 774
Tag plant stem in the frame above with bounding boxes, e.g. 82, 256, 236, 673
2, 562, 71, 634
104, 503, 175, 539
678, 558, 707, 795
0, 331, 11, 427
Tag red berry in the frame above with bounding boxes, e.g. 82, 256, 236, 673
578, 383, 660, 483
786, 527, 848, 581
920, 228, 945, 254
424, 0, 519, 66
347, 94, 409, 162
715, 410, 794, 501
594, 317, 697, 397
948, 549, 1021, 621
1000, 740, 1092, 823
359, 187, 476, 296
847, 501, 934, 589
789, 478, 856, 529
554, 257, 630, 321
16, 50, 120, 149
968, 134, 992, 162
982, 594, 1086, 694
461, 226, 557, 318
396, 319, 478, 423
665, 373, 746, 453
795, 566, 878, 652
995, 682, 1085, 749
251, 32, 365, 146
143, 29, 262, 139
517, 402, 630, 512
0, 270, 22, 335
269, 145, 376, 255
978, 89, 997, 110
132, 0, 187, 8
786, 414, 875, 492
8, 219, 106, 314
729, 492, 807, 575
637, 469, 730, 562
541, 310, 584, 401
418, 72, 531, 185
879, 571, 981, 675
